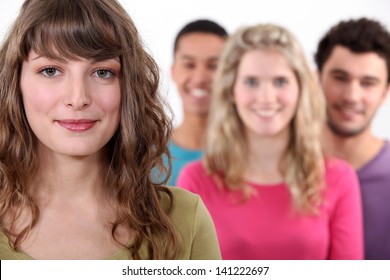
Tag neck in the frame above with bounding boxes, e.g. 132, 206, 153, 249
322, 123, 384, 169
244, 130, 289, 184
31, 147, 106, 203
172, 113, 208, 150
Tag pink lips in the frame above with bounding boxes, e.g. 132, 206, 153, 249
336, 107, 362, 121
57, 119, 97, 132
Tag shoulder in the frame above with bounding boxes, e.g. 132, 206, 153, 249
158, 186, 212, 228
382, 140, 390, 152
168, 141, 202, 155
176, 160, 208, 185
180, 160, 206, 174
158, 186, 203, 220
168, 141, 180, 151
357, 140, 390, 181
166, 186, 202, 209
176, 160, 215, 192
158, 186, 221, 259
373, 140, 390, 163
361, 140, 390, 169
325, 157, 355, 175
0, 231, 31, 260
324, 157, 359, 194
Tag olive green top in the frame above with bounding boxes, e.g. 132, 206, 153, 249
0, 187, 221, 260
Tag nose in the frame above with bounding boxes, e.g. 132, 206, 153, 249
64, 76, 91, 110
343, 80, 361, 103
192, 66, 210, 87
256, 83, 275, 104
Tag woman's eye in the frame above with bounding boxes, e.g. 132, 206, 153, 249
94, 69, 114, 79
244, 78, 258, 87
40, 67, 60, 77
274, 77, 288, 87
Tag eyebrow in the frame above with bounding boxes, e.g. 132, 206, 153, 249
31, 55, 43, 61
30, 55, 120, 65
329, 68, 381, 82
179, 54, 220, 62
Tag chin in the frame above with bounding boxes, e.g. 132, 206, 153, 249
55, 144, 104, 157
328, 121, 367, 138
61, 150, 100, 158
189, 109, 209, 116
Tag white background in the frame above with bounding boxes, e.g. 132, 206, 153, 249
2, 260, 390, 280
2, 0, 389, 138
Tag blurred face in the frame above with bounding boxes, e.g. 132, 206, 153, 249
20, 50, 121, 157
171, 32, 225, 116
319, 45, 389, 137
233, 49, 299, 139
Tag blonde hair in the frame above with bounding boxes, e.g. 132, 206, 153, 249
0, 0, 180, 259
205, 23, 325, 212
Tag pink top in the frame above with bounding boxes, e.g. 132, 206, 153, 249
177, 158, 363, 260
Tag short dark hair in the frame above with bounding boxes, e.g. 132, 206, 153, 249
173, 19, 227, 53
314, 18, 390, 82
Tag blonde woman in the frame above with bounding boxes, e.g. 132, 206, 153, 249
177, 23, 363, 259
0, 0, 220, 260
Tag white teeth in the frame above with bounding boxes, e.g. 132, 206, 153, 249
256, 110, 276, 117
191, 89, 207, 97
340, 109, 359, 115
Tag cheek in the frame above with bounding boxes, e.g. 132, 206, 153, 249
279, 88, 299, 110
233, 84, 251, 106
94, 85, 121, 115
21, 78, 58, 117
204, 69, 216, 81
322, 81, 342, 102
172, 66, 189, 85
365, 90, 385, 110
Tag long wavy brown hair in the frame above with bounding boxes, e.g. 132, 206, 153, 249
205, 24, 325, 213
0, 0, 181, 259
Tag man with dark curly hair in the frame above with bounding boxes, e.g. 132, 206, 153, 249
315, 18, 390, 260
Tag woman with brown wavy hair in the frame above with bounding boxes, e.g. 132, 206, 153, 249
0, 0, 220, 260
177, 23, 363, 259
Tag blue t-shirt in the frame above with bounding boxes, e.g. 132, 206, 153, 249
357, 141, 390, 259
167, 141, 203, 186
151, 141, 203, 187
166, 141, 202, 186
